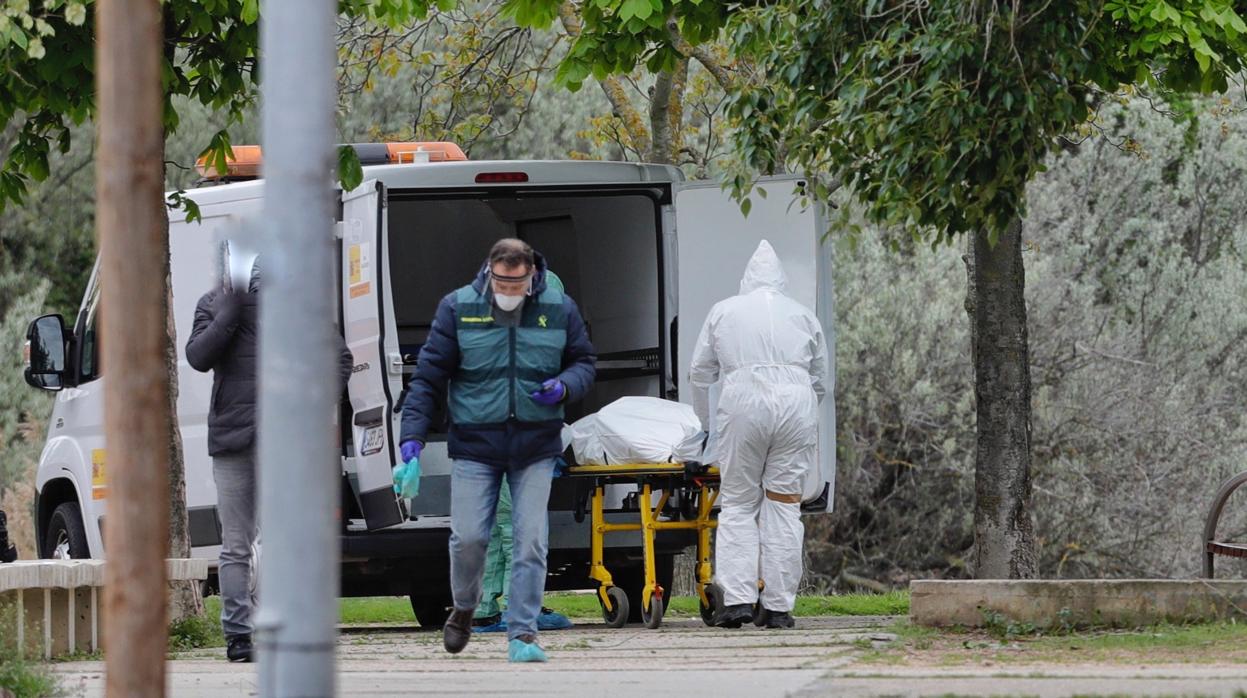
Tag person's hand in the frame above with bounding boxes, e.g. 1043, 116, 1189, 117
400, 440, 422, 463
529, 378, 566, 406
212, 291, 243, 326
393, 441, 423, 498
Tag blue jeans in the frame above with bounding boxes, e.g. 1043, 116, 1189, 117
450, 458, 555, 641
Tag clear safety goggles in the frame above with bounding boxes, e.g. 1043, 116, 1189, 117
490, 270, 534, 295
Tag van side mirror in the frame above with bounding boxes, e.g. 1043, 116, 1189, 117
24, 314, 69, 392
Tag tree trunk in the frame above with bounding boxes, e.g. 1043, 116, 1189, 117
97, 1, 170, 695
648, 69, 676, 164
163, 181, 203, 621
160, 9, 202, 622
969, 217, 1038, 579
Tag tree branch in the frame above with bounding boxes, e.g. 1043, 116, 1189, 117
666, 18, 734, 91
559, 1, 650, 154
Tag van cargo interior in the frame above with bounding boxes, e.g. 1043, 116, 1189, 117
386, 190, 665, 432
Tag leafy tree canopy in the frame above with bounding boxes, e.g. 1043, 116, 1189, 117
515, 0, 1247, 241
0, 0, 452, 208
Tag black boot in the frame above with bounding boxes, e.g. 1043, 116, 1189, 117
713, 603, 753, 629
764, 611, 795, 629
443, 608, 475, 654
226, 634, 254, 663
0, 510, 17, 563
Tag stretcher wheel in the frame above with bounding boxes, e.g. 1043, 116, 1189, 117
641, 592, 665, 629
600, 586, 629, 628
752, 602, 769, 627
700, 582, 723, 626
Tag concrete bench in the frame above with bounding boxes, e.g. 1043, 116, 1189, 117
0, 559, 209, 659
911, 579, 1247, 629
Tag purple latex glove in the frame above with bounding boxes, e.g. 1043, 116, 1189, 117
529, 378, 566, 406
400, 440, 422, 463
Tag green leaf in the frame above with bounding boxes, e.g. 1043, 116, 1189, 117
242, 0, 259, 25
337, 145, 364, 192
621, 0, 652, 22
1194, 48, 1211, 72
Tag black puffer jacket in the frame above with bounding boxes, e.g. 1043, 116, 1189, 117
186, 289, 354, 456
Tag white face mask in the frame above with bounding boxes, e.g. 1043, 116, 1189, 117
494, 294, 525, 312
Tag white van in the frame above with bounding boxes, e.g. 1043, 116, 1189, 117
21, 143, 836, 624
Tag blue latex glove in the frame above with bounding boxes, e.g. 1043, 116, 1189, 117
552, 456, 568, 479
393, 441, 423, 498
400, 440, 422, 463
529, 378, 566, 406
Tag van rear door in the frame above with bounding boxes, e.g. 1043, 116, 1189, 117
674, 175, 836, 510
341, 180, 405, 530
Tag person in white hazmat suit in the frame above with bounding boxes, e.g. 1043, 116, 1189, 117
689, 240, 828, 629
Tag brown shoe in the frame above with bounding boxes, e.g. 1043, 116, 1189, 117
443, 608, 474, 654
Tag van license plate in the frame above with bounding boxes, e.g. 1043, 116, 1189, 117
360, 426, 386, 457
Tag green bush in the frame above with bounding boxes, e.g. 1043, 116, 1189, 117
0, 604, 64, 698
168, 612, 225, 652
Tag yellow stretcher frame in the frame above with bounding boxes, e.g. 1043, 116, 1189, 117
566, 462, 720, 629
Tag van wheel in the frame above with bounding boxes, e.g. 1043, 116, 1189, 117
43, 502, 89, 559
410, 594, 452, 630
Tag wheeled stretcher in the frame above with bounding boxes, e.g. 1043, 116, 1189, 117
566, 461, 724, 629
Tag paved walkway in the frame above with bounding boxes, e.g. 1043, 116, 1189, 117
51, 616, 1247, 697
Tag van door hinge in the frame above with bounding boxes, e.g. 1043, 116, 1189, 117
388, 352, 404, 376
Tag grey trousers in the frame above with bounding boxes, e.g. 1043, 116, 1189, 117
213, 453, 258, 638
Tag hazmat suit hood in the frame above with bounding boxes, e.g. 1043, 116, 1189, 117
738, 240, 787, 295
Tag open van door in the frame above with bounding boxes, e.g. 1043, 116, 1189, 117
674, 175, 836, 511
341, 180, 405, 530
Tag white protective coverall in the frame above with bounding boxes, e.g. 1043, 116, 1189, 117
689, 240, 828, 612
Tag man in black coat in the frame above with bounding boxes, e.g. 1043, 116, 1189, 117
186, 262, 352, 662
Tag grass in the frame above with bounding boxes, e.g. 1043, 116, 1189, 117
856, 617, 1247, 667
536, 590, 911, 620
190, 591, 910, 631
169, 607, 226, 651
1026, 620, 1247, 655
203, 596, 423, 626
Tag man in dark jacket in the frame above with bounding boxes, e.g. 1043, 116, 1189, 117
186, 261, 352, 662
400, 238, 595, 663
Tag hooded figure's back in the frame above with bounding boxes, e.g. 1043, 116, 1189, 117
689, 240, 827, 395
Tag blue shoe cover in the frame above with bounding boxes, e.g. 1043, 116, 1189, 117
472, 619, 508, 633
508, 639, 548, 663
537, 610, 573, 631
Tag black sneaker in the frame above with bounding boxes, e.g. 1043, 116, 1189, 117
713, 603, 753, 628
226, 634, 254, 663
443, 608, 475, 654
764, 611, 795, 629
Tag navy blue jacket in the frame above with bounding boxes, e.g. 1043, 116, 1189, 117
400, 256, 596, 467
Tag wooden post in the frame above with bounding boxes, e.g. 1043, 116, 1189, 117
96, 1, 170, 695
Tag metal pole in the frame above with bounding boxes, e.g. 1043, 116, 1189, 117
256, 0, 339, 695
96, 1, 170, 696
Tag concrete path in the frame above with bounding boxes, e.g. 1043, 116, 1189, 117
51, 616, 1247, 697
